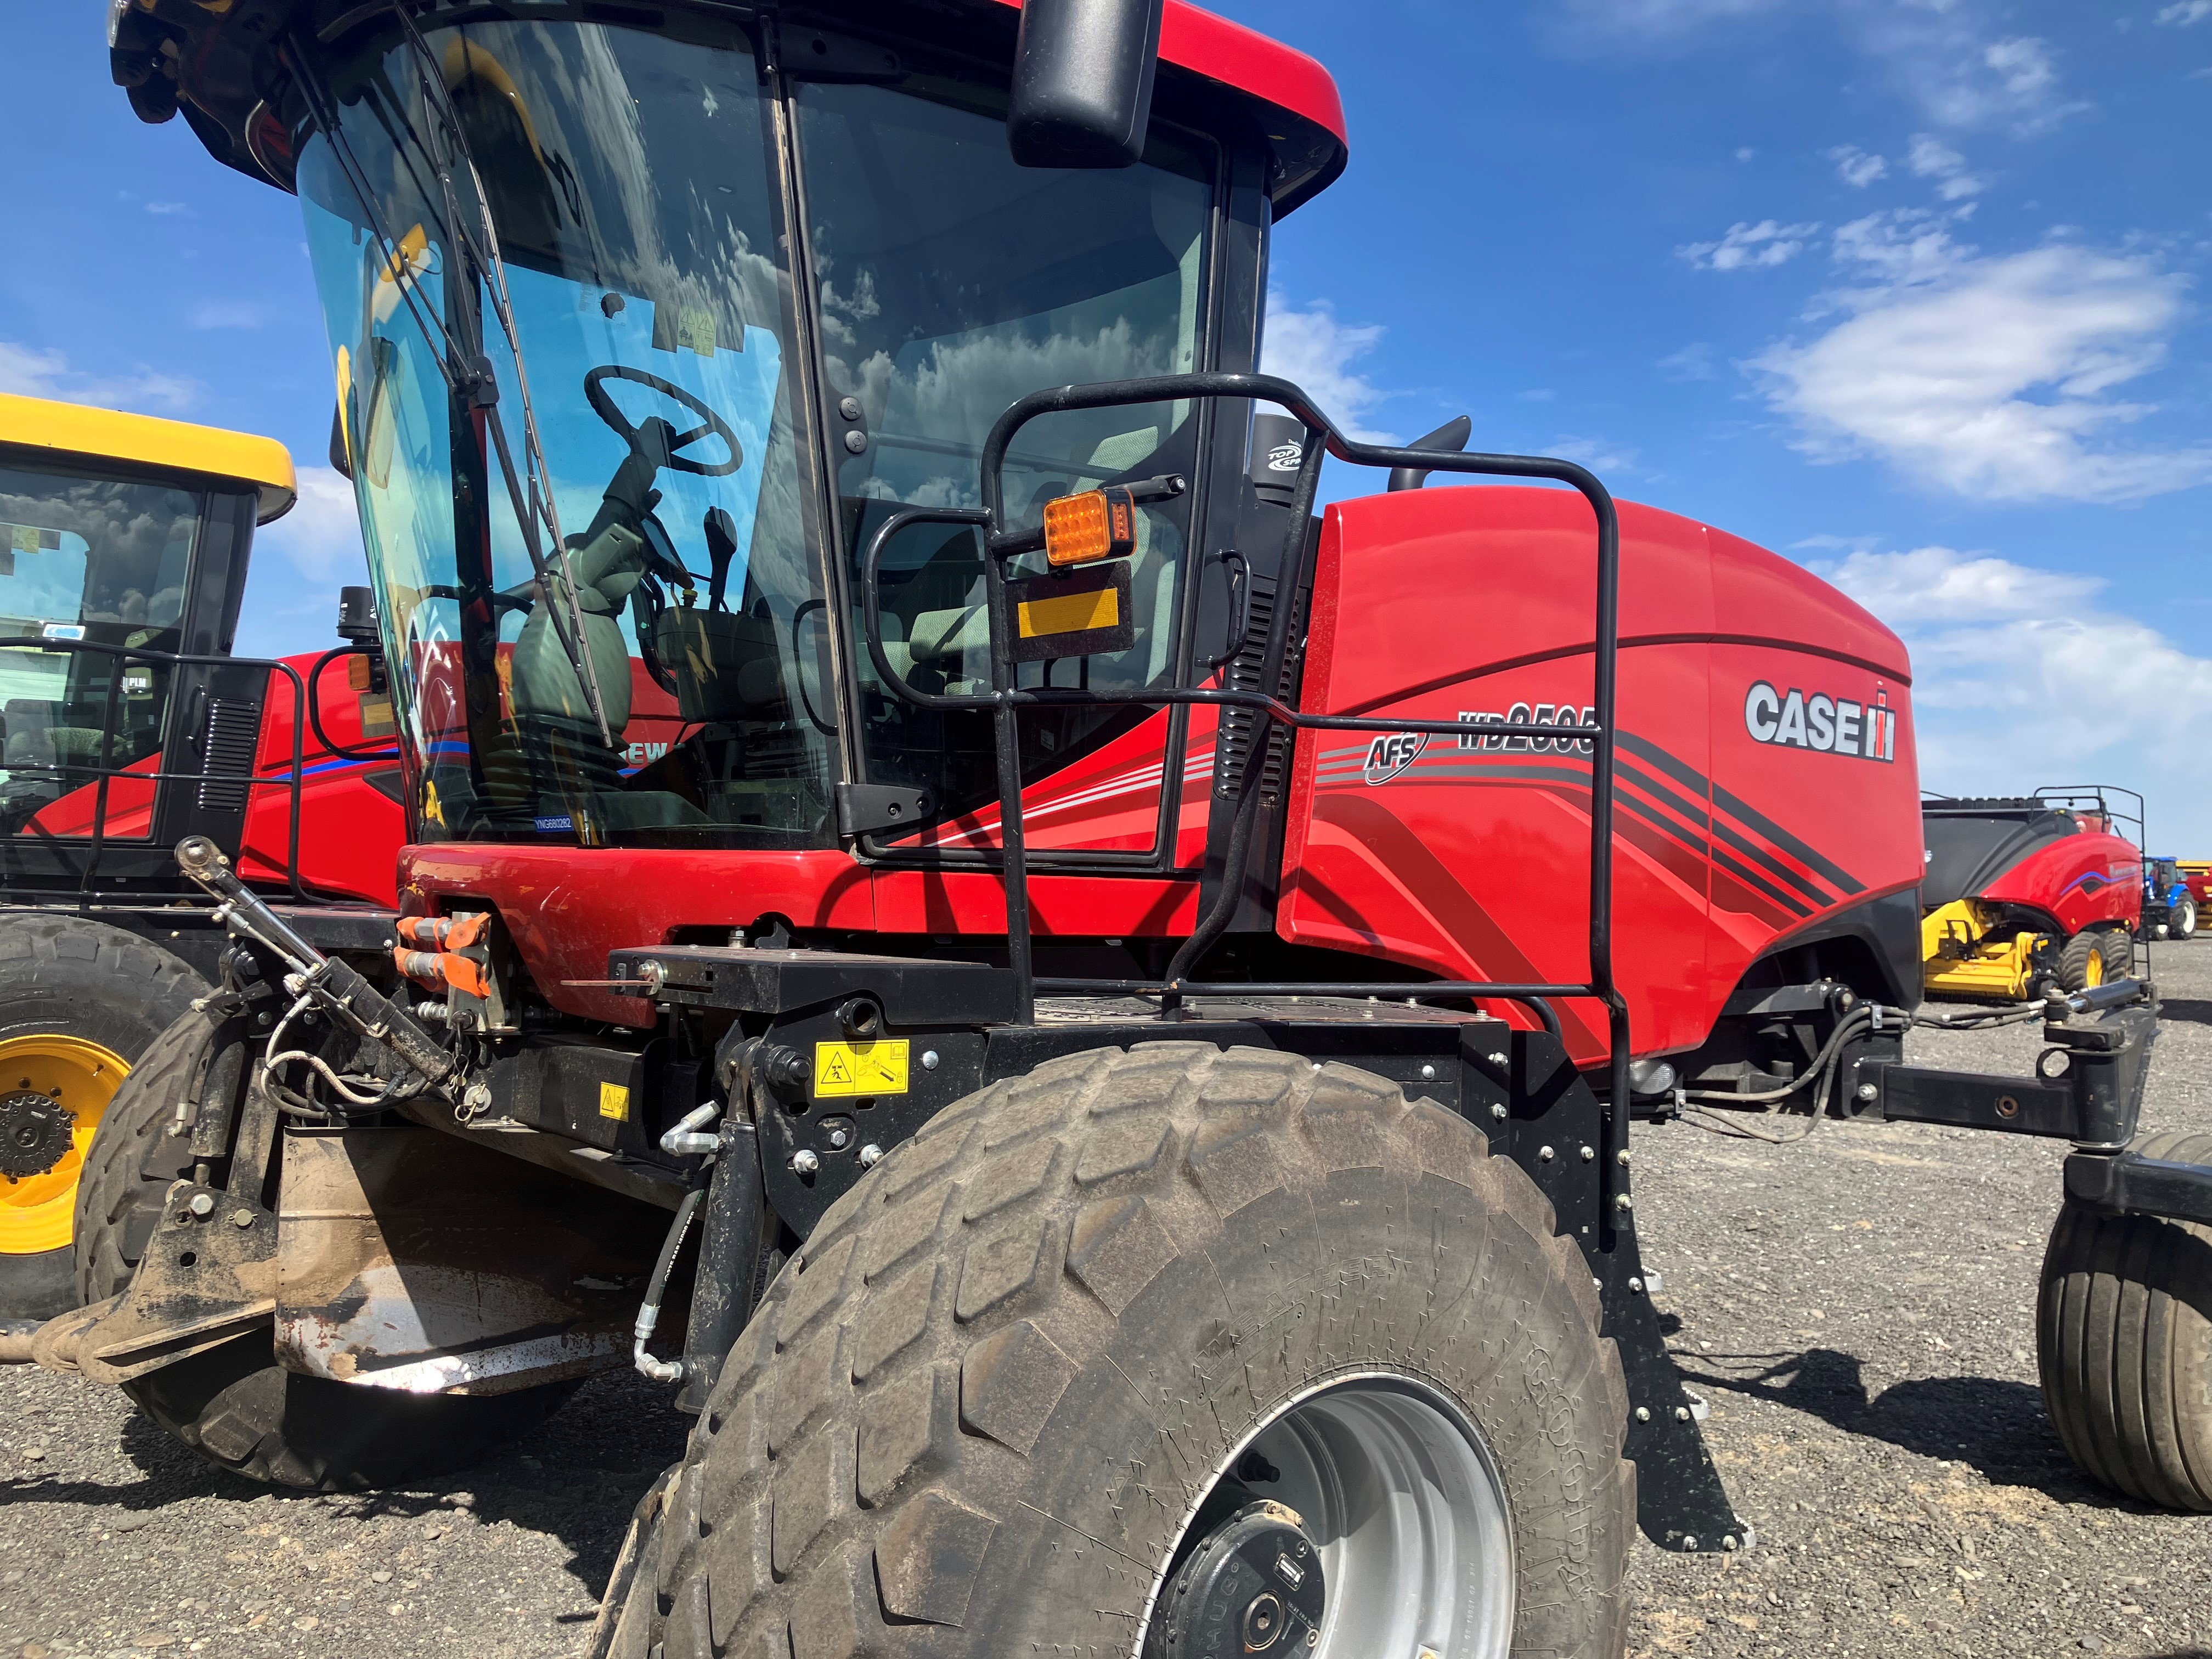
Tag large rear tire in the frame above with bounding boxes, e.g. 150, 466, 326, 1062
608, 1043, 1634, 1659
76, 1008, 576, 1491
0, 917, 206, 1319
2038, 1130, 2212, 1513
2172, 896, 2198, 941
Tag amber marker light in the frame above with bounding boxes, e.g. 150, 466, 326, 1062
1043, 486, 1139, 567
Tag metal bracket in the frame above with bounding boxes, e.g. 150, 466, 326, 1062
2064, 1144, 2212, 1227
836, 781, 933, 838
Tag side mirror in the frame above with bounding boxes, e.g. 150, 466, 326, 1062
1007, 0, 1165, 169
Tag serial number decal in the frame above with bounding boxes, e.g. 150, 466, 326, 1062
1457, 701, 1597, 755
815, 1037, 911, 1098
1743, 681, 1897, 762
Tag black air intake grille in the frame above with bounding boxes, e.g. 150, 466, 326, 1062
196, 698, 262, 812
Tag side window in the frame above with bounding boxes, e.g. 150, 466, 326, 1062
0, 460, 203, 838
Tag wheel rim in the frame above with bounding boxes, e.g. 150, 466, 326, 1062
1142, 1373, 1515, 1659
0, 1034, 129, 1255
2085, 947, 2106, 988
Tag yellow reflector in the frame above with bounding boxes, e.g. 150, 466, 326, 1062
1018, 583, 1120, 639
1042, 487, 1138, 566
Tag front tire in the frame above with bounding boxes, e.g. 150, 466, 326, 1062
0, 917, 207, 1318
2173, 897, 2198, 941
613, 1043, 1633, 1659
76, 1008, 575, 1491
2038, 1131, 2212, 1513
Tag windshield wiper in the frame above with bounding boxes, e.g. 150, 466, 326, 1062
282, 12, 614, 750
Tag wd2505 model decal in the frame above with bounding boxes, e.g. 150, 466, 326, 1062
1743, 682, 1897, 763
1457, 702, 1598, 755
1363, 730, 1428, 784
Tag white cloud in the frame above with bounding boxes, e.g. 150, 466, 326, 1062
1751, 234, 2211, 504
0, 340, 200, 415
1678, 219, 1821, 272
1560, 2, 2085, 132
145, 201, 188, 216
233, 466, 368, 658
1814, 545, 2212, 832
1735, 146, 1757, 162
1828, 145, 1888, 188
259, 466, 365, 583
1544, 435, 1641, 475
1658, 342, 1719, 382
1260, 292, 1393, 442
1906, 133, 1985, 200
2158, 1, 2212, 23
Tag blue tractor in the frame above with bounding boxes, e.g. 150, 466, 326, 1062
2143, 854, 2198, 940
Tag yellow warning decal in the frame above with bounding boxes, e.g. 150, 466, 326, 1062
814, 1037, 910, 1098
598, 1081, 631, 1121
1017, 584, 1119, 640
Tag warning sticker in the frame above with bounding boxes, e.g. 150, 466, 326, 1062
814, 1038, 910, 1099
598, 1081, 631, 1121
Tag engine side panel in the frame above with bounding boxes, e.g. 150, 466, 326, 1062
1279, 486, 1923, 1062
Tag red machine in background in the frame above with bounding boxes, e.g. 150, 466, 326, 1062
1921, 788, 2144, 999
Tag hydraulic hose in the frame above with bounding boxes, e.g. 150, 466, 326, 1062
633, 1187, 706, 1384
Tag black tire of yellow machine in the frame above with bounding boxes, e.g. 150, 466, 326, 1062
602, 1043, 1635, 1659
0, 916, 208, 1319
2057, 927, 2128, 995
74, 1008, 576, 1491
2038, 1129, 2212, 1513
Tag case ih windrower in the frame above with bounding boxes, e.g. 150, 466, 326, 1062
9, 0, 2208, 1652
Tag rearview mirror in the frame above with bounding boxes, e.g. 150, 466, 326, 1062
1007, 0, 1165, 169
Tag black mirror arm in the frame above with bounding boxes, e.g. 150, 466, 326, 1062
1387, 415, 1474, 492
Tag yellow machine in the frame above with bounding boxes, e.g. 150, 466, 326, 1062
0, 392, 294, 1317
1920, 899, 2056, 1002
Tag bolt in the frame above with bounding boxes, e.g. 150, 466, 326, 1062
858, 1143, 883, 1167
1538, 1144, 1555, 1162
843, 428, 868, 454
1616, 1148, 1631, 1165
1615, 1193, 1634, 1212
1682, 1536, 1699, 1552
636, 960, 665, 995
230, 1209, 255, 1229
1628, 1276, 1644, 1294
838, 396, 863, 421
188, 1192, 215, 1217
1419, 1063, 1436, 1080
1723, 1534, 1740, 1552
1487, 1052, 1508, 1066
791, 1149, 821, 1175
921, 1050, 940, 1071
1490, 1103, 1508, 1121
826, 1125, 850, 1149
1855, 1082, 1878, 1103
1675, 1406, 1692, 1422
1579, 1144, 1595, 1161
1635, 1407, 1651, 1422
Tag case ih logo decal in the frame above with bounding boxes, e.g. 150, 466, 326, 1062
1457, 702, 1598, 756
1363, 731, 1429, 784
1744, 682, 1897, 763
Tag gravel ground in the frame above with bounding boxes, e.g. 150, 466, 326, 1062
3, 950, 2209, 1658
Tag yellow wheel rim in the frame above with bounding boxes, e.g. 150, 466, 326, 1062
2085, 949, 2106, 989
0, 1033, 130, 1255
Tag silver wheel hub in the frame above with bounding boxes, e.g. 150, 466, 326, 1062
1143, 1374, 1514, 1659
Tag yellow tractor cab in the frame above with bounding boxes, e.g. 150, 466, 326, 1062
0, 392, 295, 1315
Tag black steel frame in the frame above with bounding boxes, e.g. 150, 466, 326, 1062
0, 637, 313, 901
858, 370, 1633, 1197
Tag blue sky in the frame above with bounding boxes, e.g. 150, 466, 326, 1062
7, 2, 2211, 842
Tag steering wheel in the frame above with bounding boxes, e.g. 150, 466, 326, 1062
583, 364, 743, 477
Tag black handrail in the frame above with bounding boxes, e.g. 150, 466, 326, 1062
855, 371, 1633, 1234
0, 637, 315, 901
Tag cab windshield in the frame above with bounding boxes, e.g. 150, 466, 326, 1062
295, 10, 1211, 848
299, 14, 825, 847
